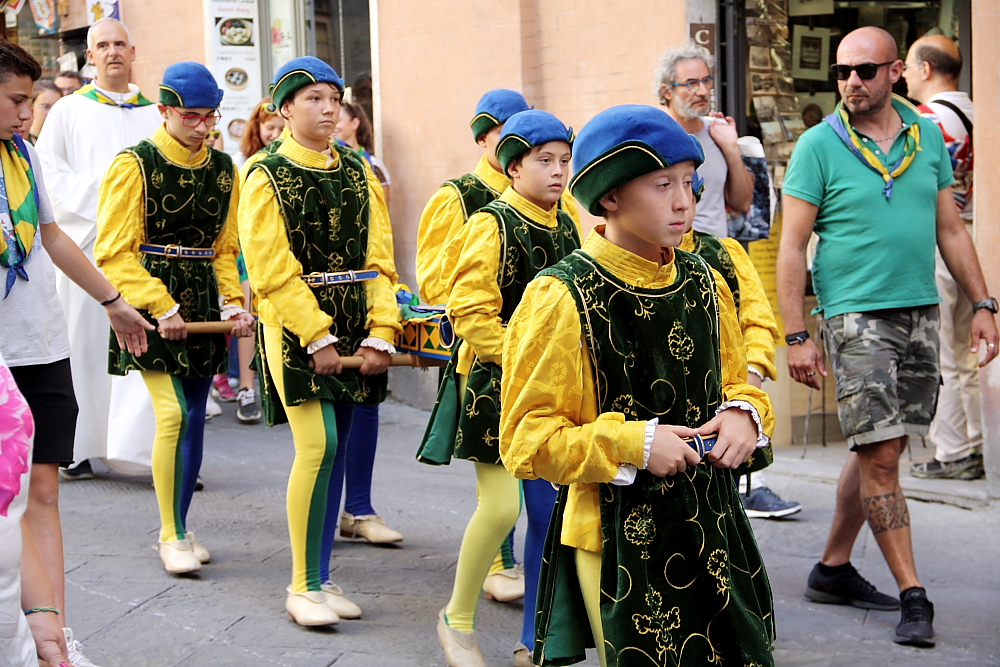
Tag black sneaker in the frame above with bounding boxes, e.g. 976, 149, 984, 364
805, 562, 900, 610
59, 459, 94, 481
895, 587, 935, 647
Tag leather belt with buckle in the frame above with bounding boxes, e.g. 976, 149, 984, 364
302, 270, 380, 287
139, 244, 216, 259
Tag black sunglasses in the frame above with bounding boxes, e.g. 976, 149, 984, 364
831, 61, 895, 81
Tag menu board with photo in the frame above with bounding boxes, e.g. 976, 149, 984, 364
206, 0, 263, 155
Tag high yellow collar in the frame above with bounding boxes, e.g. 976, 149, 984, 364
151, 124, 208, 166
582, 226, 677, 288
473, 153, 510, 195
277, 134, 340, 170
499, 187, 560, 228
678, 230, 696, 253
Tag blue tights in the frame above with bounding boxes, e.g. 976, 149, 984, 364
520, 477, 558, 646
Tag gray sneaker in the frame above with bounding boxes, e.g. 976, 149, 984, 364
236, 387, 262, 424
741, 487, 802, 519
911, 453, 983, 480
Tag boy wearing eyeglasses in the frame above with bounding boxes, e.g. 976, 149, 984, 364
94, 62, 255, 576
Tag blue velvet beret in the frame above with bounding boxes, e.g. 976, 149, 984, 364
270, 56, 344, 110
159, 62, 223, 109
470, 89, 531, 141
692, 169, 705, 202
569, 105, 705, 215
496, 110, 574, 175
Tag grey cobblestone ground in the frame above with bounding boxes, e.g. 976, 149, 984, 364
58, 399, 1000, 667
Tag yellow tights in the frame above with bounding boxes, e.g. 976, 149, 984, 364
576, 547, 607, 667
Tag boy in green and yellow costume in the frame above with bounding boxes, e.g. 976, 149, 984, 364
238, 57, 401, 628
426, 110, 580, 667
500, 105, 776, 667
95, 62, 255, 576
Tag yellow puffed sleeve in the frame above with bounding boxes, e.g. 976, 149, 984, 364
212, 165, 245, 310
362, 164, 403, 343
721, 237, 778, 381
238, 168, 333, 347
445, 210, 505, 369
500, 275, 648, 484
714, 270, 776, 438
416, 185, 466, 306
239, 151, 266, 184
94, 152, 177, 319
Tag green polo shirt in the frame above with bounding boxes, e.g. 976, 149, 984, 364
783, 97, 953, 318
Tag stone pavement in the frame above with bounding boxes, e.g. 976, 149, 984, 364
58, 399, 1000, 667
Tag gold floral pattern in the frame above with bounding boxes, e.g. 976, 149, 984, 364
623, 504, 656, 560
668, 321, 695, 362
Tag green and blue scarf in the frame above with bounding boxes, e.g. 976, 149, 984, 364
824, 94, 922, 199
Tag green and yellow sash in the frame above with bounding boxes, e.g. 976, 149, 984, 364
75, 83, 154, 109
0, 134, 40, 298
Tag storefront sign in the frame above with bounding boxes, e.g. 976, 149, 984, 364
689, 23, 716, 55
206, 0, 263, 155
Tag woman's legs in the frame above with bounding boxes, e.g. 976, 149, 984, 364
520, 478, 558, 647
444, 462, 522, 632
23, 464, 65, 626
142, 372, 212, 543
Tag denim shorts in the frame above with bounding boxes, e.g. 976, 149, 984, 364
822, 307, 940, 449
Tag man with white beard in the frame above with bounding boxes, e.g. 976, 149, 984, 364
35, 18, 162, 478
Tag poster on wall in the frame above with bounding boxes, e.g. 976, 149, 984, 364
268, 0, 296, 76
27, 0, 56, 34
87, 1, 118, 24
792, 26, 831, 81
206, 0, 263, 157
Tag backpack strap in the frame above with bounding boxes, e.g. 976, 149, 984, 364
930, 99, 973, 142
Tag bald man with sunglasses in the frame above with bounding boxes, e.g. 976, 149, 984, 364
777, 26, 998, 648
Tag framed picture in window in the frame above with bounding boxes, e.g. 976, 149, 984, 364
792, 26, 831, 81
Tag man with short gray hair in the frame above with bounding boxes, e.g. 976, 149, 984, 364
654, 43, 753, 237
35, 17, 161, 479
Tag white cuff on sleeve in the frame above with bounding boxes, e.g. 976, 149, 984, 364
220, 304, 247, 321
716, 400, 770, 447
611, 418, 658, 486
306, 334, 338, 354
360, 337, 396, 355
748, 365, 765, 381
157, 304, 180, 320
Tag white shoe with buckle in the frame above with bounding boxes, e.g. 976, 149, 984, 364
285, 587, 340, 626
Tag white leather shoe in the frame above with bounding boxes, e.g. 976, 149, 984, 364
513, 642, 533, 667
286, 588, 340, 626
339, 513, 404, 544
482, 563, 524, 602
185, 532, 211, 564
156, 539, 201, 574
320, 581, 362, 619
436, 608, 486, 667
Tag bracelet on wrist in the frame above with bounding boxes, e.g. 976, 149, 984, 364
24, 606, 60, 615
785, 330, 810, 346
100, 292, 121, 307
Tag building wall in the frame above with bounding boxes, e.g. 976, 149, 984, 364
376, 0, 688, 291
119, 0, 207, 98
971, 0, 1000, 497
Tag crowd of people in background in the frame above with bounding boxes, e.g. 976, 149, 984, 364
0, 14, 995, 667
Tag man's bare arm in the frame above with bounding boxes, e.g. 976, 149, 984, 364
935, 188, 999, 365
777, 194, 826, 388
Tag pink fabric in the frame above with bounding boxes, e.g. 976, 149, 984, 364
0, 365, 32, 516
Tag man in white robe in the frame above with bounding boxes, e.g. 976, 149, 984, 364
35, 17, 161, 475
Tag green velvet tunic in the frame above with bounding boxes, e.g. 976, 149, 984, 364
250, 145, 387, 427
444, 172, 499, 222
108, 141, 234, 378
688, 230, 740, 310
534, 249, 775, 667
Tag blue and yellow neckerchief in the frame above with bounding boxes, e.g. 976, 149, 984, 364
75, 83, 154, 109
823, 94, 922, 199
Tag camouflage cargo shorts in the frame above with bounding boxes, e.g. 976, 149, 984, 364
822, 306, 940, 449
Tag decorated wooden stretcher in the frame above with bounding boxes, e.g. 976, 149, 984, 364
176, 288, 457, 369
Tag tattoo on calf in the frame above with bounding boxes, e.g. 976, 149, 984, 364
862, 490, 911, 534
